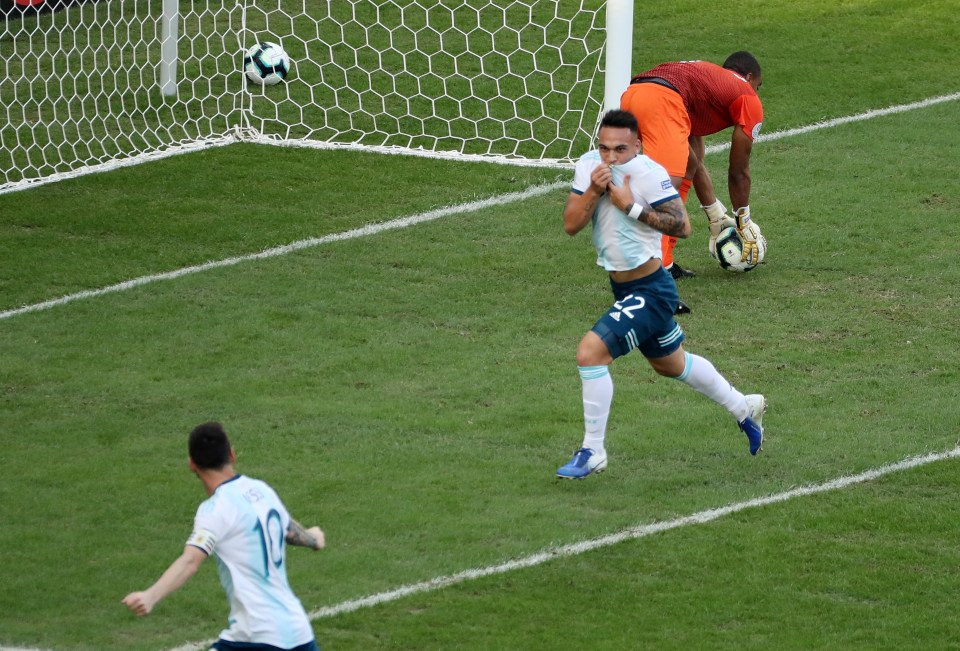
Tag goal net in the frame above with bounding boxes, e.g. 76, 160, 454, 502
0, 0, 612, 195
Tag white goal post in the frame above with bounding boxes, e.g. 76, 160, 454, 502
0, 0, 634, 195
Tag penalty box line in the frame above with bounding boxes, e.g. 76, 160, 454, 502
307, 446, 960, 619
158, 446, 960, 651
2, 92, 959, 323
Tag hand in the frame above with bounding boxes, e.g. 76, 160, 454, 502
122, 591, 156, 617
306, 526, 325, 550
589, 163, 612, 195
734, 206, 763, 265
606, 172, 635, 213
702, 200, 736, 260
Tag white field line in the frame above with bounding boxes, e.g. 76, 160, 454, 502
704, 90, 960, 155
2, 92, 958, 323
0, 181, 565, 321
154, 446, 960, 651
0, 136, 240, 198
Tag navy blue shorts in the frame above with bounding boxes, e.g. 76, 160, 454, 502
590, 266, 685, 360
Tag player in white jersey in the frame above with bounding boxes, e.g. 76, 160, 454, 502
556, 110, 767, 479
123, 422, 325, 651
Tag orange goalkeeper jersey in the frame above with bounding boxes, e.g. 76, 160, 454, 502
634, 60, 763, 140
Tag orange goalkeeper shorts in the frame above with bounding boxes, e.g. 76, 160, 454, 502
620, 81, 690, 179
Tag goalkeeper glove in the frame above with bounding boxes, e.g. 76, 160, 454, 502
734, 206, 764, 265
701, 200, 735, 260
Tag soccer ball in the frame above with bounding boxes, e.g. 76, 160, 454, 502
243, 42, 291, 86
713, 226, 766, 272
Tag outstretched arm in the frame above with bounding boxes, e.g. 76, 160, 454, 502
687, 135, 719, 206
286, 518, 325, 550
122, 545, 207, 617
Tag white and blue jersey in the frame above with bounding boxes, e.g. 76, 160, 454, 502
187, 475, 315, 649
571, 150, 685, 360
571, 151, 679, 271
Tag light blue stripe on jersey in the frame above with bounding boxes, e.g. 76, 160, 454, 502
198, 476, 314, 648
578, 365, 610, 380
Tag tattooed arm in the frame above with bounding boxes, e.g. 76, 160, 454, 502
286, 518, 326, 550
607, 174, 691, 239
635, 197, 690, 239
563, 162, 611, 236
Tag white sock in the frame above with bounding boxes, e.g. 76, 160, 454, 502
676, 352, 749, 421
579, 365, 612, 455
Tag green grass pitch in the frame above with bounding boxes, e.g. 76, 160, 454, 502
2, 1, 960, 649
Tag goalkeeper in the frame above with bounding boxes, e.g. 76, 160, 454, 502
620, 51, 766, 313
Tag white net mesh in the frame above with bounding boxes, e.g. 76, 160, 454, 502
1, 0, 606, 193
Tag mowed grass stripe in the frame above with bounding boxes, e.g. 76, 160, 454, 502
3, 440, 955, 651
3, 92, 958, 323
0, 181, 566, 321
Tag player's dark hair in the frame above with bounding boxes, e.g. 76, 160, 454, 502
723, 51, 761, 79
599, 109, 638, 135
189, 421, 232, 470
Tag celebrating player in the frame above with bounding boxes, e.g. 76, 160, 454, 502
556, 110, 765, 479
122, 422, 325, 651
620, 51, 766, 313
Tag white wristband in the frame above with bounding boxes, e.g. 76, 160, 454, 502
627, 203, 643, 220
701, 199, 727, 221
